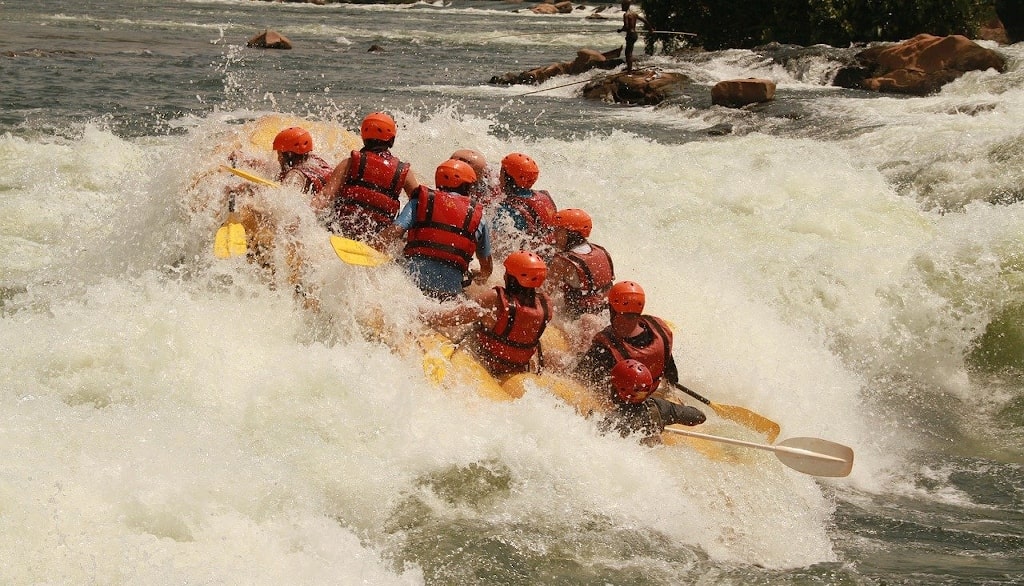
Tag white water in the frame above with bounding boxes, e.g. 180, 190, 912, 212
3, 3, 1024, 580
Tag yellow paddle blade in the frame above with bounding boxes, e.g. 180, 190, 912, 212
708, 402, 781, 443
227, 221, 247, 256
213, 225, 231, 259
329, 235, 391, 267
213, 220, 247, 259
219, 165, 281, 188
423, 355, 448, 385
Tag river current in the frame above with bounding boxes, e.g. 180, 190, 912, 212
2, 0, 1024, 584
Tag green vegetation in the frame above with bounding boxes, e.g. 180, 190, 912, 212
640, 0, 994, 50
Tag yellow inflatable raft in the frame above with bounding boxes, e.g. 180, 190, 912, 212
419, 328, 732, 458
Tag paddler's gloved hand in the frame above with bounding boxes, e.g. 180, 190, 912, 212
675, 405, 706, 426
652, 397, 706, 427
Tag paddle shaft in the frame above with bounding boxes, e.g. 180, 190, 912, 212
672, 381, 781, 442
672, 382, 711, 406
220, 164, 281, 188
488, 29, 696, 40
664, 427, 854, 477
667, 428, 844, 462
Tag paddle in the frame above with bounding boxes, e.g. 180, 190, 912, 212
648, 30, 698, 36
664, 427, 854, 478
421, 331, 469, 385
672, 382, 781, 443
213, 191, 247, 259
329, 235, 391, 267
219, 164, 281, 188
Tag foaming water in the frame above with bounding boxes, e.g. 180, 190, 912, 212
4, 0, 1024, 582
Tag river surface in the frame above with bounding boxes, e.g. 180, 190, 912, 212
2, 0, 1024, 584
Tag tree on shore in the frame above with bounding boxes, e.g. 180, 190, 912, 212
640, 0, 994, 50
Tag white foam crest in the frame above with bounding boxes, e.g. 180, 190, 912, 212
669, 49, 806, 86
0, 271, 429, 585
0, 260, 836, 574
814, 47, 1024, 212
0, 126, 159, 287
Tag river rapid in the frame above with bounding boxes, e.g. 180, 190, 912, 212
2, 0, 1023, 584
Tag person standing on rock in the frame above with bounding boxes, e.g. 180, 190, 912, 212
619, 0, 651, 72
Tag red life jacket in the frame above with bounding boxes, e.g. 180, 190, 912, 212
282, 154, 334, 195
592, 315, 673, 386
331, 149, 410, 236
504, 189, 557, 240
403, 186, 484, 272
559, 243, 615, 316
476, 288, 552, 375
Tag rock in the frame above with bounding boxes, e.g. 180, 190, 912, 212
247, 29, 292, 50
581, 69, 690, 105
566, 49, 610, 74
833, 34, 1005, 96
489, 47, 623, 86
531, 3, 559, 14
978, 16, 1010, 44
705, 123, 733, 136
711, 78, 776, 107
368, 44, 385, 53
996, 0, 1024, 43
554, 1, 574, 13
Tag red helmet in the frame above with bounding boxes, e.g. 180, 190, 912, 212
611, 359, 655, 403
608, 281, 645, 314
361, 112, 397, 142
272, 127, 313, 154
435, 159, 478, 190
500, 152, 539, 189
552, 208, 593, 238
504, 250, 547, 288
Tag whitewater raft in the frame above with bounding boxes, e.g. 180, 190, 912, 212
194, 115, 851, 477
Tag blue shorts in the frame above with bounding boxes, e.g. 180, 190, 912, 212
403, 256, 466, 300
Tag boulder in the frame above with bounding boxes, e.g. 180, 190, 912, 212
711, 78, 776, 107
833, 34, 1005, 96
490, 47, 623, 85
247, 29, 292, 50
996, 0, 1024, 43
581, 69, 690, 105
531, 3, 559, 14
977, 16, 1010, 44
